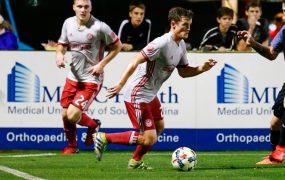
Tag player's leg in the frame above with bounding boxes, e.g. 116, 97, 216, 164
257, 84, 285, 164
270, 115, 281, 151
129, 97, 163, 169
71, 82, 102, 146
61, 108, 79, 154
269, 109, 285, 163
270, 87, 285, 152
94, 101, 157, 162
60, 79, 79, 154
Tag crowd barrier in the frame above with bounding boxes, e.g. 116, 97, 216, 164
0, 51, 284, 151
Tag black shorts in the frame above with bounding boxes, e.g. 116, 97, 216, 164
272, 83, 285, 118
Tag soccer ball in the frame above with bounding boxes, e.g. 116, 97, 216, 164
171, 147, 197, 171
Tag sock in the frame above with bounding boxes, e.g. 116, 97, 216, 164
77, 113, 97, 129
105, 131, 138, 145
132, 145, 151, 161
270, 130, 280, 150
278, 109, 285, 146
63, 118, 77, 147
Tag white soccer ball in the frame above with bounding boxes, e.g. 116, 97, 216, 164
171, 147, 197, 171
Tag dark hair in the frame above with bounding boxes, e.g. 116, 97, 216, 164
168, 7, 193, 26
217, 7, 233, 19
245, 1, 262, 11
129, 0, 145, 12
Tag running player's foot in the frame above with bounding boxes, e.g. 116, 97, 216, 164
60, 146, 79, 154
127, 159, 153, 170
85, 119, 101, 146
93, 132, 107, 161
269, 145, 285, 162
256, 156, 281, 165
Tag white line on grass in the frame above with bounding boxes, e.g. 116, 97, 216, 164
0, 165, 45, 180
0, 153, 56, 158
146, 153, 268, 156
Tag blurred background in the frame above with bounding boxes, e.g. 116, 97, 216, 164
0, 0, 283, 50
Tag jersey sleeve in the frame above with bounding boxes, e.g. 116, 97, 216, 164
141, 38, 161, 61
58, 19, 69, 45
100, 22, 119, 46
271, 26, 285, 53
177, 42, 189, 68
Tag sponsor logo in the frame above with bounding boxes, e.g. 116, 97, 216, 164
7, 62, 40, 102
145, 119, 153, 127
217, 64, 278, 104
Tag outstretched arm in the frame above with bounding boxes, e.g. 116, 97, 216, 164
237, 31, 278, 60
106, 52, 146, 99
177, 59, 217, 78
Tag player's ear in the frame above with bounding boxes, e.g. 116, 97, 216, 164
216, 17, 220, 23
73, 4, 76, 11
171, 20, 176, 29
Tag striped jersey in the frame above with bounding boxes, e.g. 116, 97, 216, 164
124, 32, 189, 103
58, 16, 118, 84
199, 25, 237, 50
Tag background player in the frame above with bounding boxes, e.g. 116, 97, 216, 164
56, 0, 122, 154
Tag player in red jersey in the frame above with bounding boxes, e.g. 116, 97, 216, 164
93, 7, 216, 169
56, 0, 122, 154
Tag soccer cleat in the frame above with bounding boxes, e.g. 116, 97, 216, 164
269, 145, 285, 162
85, 119, 101, 146
256, 156, 281, 165
127, 159, 153, 170
60, 146, 79, 154
93, 132, 107, 161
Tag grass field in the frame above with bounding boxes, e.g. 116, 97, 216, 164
0, 150, 285, 179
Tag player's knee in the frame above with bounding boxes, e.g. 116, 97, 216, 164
66, 110, 80, 123
142, 135, 157, 146
271, 118, 281, 130
156, 125, 164, 135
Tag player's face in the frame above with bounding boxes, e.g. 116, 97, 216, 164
129, 7, 145, 27
217, 15, 233, 31
73, 0, 92, 24
172, 16, 192, 40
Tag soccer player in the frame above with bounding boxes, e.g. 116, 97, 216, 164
93, 7, 217, 169
56, 0, 122, 154
237, 0, 285, 165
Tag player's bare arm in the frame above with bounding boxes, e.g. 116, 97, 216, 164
106, 52, 146, 99
90, 40, 122, 76
56, 44, 67, 68
237, 30, 278, 60
177, 59, 217, 78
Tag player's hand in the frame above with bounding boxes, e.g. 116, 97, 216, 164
56, 54, 65, 68
199, 59, 217, 72
122, 43, 133, 51
106, 84, 123, 99
90, 63, 104, 76
237, 31, 253, 45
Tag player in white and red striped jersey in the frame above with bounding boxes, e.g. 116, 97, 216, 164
94, 7, 216, 169
56, 0, 122, 154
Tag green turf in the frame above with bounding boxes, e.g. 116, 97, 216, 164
0, 150, 284, 179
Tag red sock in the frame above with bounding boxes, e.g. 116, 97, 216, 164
77, 113, 96, 129
63, 118, 77, 147
132, 145, 151, 161
106, 131, 138, 145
